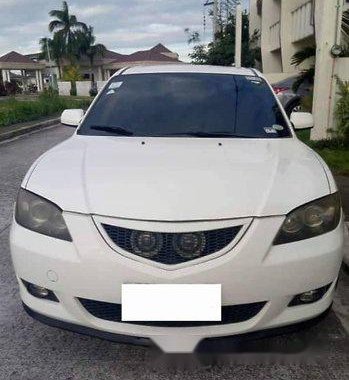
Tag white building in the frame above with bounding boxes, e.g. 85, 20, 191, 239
249, 0, 349, 139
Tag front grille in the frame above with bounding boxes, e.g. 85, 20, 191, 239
102, 224, 242, 265
78, 298, 266, 327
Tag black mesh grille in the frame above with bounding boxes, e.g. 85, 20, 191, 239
78, 298, 266, 327
102, 224, 242, 265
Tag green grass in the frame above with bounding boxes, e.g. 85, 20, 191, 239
0, 93, 92, 128
314, 148, 349, 176
296, 131, 349, 176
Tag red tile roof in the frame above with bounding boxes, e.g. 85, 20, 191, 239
150, 43, 173, 54
108, 44, 180, 64
0, 51, 40, 64
103, 49, 125, 60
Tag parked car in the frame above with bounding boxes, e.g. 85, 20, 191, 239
272, 76, 313, 116
10, 65, 344, 353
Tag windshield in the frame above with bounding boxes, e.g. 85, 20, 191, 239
78, 73, 291, 138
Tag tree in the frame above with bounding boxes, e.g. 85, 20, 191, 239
76, 26, 106, 86
334, 76, 349, 145
290, 45, 316, 92
185, 12, 261, 67
291, 9, 349, 91
39, 34, 65, 78
342, 10, 349, 41
48, 1, 87, 63
62, 64, 82, 96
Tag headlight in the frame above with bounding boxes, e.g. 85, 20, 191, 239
273, 193, 341, 245
15, 189, 72, 242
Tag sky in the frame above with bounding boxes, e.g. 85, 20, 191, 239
0, 0, 248, 62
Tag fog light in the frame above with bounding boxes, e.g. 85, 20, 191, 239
22, 280, 59, 302
299, 290, 318, 303
29, 284, 49, 298
130, 230, 163, 258
288, 283, 332, 307
173, 232, 206, 259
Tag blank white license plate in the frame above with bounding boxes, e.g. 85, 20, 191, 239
122, 284, 221, 322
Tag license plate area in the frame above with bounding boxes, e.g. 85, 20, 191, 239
122, 284, 221, 322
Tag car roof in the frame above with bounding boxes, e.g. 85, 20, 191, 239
112, 64, 258, 77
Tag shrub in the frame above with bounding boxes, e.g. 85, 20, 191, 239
0, 93, 91, 127
28, 83, 38, 94
63, 65, 81, 97
89, 85, 98, 97
0, 82, 6, 96
333, 76, 349, 145
4, 80, 22, 95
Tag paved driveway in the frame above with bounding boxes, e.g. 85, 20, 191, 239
0, 126, 348, 380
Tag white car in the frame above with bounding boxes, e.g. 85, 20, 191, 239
10, 65, 345, 353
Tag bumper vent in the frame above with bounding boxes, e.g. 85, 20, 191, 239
102, 224, 242, 265
78, 298, 266, 327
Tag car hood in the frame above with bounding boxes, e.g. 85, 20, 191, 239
25, 135, 330, 221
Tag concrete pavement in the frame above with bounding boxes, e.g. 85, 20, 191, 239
0, 125, 348, 379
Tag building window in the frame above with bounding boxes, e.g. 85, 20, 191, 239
83, 73, 90, 80
257, 0, 262, 16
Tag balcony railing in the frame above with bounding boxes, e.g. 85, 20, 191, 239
269, 21, 281, 51
291, 1, 314, 42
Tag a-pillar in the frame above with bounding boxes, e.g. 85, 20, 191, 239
311, 0, 343, 140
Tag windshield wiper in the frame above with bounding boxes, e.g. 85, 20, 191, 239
163, 131, 254, 138
89, 125, 134, 136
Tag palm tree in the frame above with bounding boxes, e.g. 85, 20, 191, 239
290, 45, 316, 92
342, 10, 349, 41
291, 10, 349, 91
48, 1, 87, 63
39, 34, 65, 78
77, 26, 106, 86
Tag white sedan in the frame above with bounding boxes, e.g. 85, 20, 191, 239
10, 65, 345, 353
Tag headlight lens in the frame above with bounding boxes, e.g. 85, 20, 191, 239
15, 189, 72, 242
273, 193, 341, 245
173, 232, 206, 259
130, 230, 163, 258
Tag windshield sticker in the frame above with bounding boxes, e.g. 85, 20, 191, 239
272, 124, 284, 131
264, 127, 277, 134
106, 89, 115, 95
109, 81, 123, 89
245, 76, 263, 84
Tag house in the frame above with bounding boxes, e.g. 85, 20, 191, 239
0, 51, 45, 92
249, 0, 349, 77
249, 0, 349, 139
25, 43, 181, 83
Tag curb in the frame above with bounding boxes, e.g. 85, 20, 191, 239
0, 117, 61, 142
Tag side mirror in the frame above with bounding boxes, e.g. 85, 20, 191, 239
290, 112, 314, 130
60, 109, 84, 127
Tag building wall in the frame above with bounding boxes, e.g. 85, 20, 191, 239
250, 0, 316, 74
76, 81, 91, 97
250, 0, 346, 140
58, 81, 71, 96
249, 0, 262, 38
260, 0, 282, 73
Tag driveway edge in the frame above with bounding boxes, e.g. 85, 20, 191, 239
0, 117, 60, 142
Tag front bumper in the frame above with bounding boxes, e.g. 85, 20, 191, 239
23, 302, 332, 352
10, 213, 345, 352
